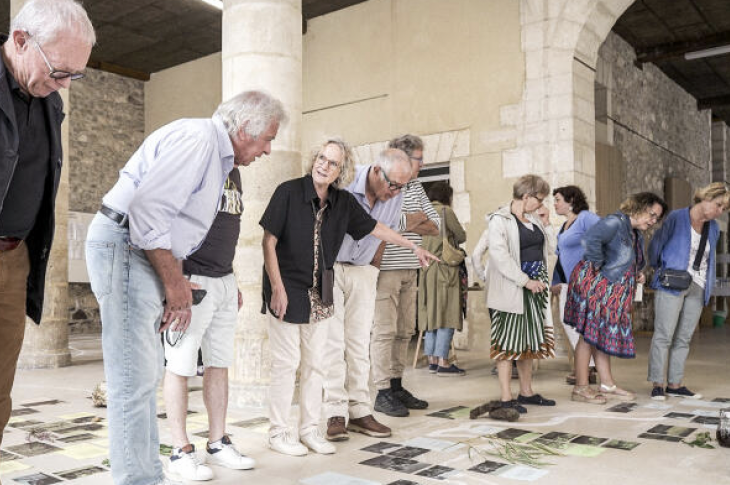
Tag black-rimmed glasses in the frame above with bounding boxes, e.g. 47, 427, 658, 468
381, 170, 406, 191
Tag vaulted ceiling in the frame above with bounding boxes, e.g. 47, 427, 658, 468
613, 0, 730, 124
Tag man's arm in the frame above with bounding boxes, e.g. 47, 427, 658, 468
145, 249, 193, 332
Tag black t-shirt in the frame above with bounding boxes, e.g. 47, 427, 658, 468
0, 65, 50, 238
259, 175, 377, 323
183, 169, 243, 277
515, 216, 544, 262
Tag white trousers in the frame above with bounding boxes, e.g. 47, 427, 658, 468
268, 313, 331, 437
323, 263, 380, 420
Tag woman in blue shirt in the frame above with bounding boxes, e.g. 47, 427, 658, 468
549, 186, 600, 385
647, 182, 729, 401
564, 192, 666, 404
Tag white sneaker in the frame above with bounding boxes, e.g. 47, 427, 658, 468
300, 429, 336, 455
168, 444, 214, 481
206, 436, 255, 470
268, 430, 308, 456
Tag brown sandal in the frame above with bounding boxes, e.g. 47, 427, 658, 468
571, 386, 607, 404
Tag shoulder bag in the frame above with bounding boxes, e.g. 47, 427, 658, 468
657, 221, 709, 291
440, 206, 466, 266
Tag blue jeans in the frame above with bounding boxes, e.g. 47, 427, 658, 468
423, 328, 455, 359
86, 213, 165, 485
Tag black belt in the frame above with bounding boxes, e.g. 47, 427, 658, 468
100, 204, 129, 228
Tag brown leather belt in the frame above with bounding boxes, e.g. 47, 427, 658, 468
100, 204, 129, 228
0, 237, 22, 252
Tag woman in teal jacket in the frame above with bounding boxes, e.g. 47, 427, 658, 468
647, 182, 729, 401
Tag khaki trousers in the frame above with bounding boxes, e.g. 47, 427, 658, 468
323, 263, 380, 420
0, 243, 30, 447
267, 313, 331, 437
371, 269, 418, 390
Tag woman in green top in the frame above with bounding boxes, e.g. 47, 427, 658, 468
417, 182, 467, 376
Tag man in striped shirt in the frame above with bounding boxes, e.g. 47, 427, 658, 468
371, 134, 440, 417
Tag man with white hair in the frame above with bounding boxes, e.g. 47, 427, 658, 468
86, 91, 286, 485
0, 0, 94, 447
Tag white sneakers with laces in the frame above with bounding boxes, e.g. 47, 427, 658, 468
168, 444, 214, 481
268, 430, 308, 456
300, 429, 336, 455
206, 435, 255, 469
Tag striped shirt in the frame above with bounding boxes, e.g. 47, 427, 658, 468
380, 179, 440, 270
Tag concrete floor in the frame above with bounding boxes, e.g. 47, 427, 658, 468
2, 328, 730, 485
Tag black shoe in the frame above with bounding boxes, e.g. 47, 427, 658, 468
393, 388, 429, 409
517, 393, 556, 406
374, 389, 409, 417
665, 386, 702, 399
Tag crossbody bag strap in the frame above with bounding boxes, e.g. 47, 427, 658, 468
692, 221, 710, 272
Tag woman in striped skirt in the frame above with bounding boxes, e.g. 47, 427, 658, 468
485, 175, 557, 415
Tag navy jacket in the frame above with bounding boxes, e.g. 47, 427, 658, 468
582, 211, 645, 283
0, 36, 65, 324
648, 207, 718, 305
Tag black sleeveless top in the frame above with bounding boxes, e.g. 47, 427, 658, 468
515, 215, 544, 262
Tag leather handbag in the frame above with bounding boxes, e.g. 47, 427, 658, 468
440, 207, 465, 266
657, 221, 709, 291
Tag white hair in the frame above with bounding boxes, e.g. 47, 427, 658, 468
214, 90, 288, 138
11, 0, 96, 46
374, 148, 410, 176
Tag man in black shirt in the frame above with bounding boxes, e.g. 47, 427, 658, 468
162, 169, 256, 481
0, 0, 94, 446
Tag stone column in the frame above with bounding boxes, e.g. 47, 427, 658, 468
224, 0, 303, 408
17, 88, 72, 369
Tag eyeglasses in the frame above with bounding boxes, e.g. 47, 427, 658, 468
381, 169, 406, 192
316, 154, 340, 171
28, 35, 85, 81
531, 194, 545, 204
647, 210, 661, 221
410, 155, 424, 165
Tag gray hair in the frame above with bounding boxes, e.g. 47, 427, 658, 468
513, 174, 550, 199
214, 90, 288, 138
374, 148, 411, 177
305, 138, 355, 190
11, 0, 96, 46
388, 134, 424, 158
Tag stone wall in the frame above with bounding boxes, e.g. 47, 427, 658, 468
597, 32, 712, 198
69, 68, 145, 213
68, 68, 145, 333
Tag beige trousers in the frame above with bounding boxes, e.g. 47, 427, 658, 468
371, 269, 418, 390
267, 313, 331, 437
323, 263, 380, 420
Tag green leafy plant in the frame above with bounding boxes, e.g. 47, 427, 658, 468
462, 435, 563, 468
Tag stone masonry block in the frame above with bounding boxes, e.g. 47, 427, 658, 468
453, 130, 470, 158
436, 131, 457, 163
500, 104, 523, 127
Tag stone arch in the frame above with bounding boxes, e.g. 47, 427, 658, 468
501, 0, 634, 205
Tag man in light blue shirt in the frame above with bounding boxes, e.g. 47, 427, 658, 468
323, 148, 412, 442
85, 91, 286, 485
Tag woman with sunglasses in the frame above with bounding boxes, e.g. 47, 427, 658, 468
564, 192, 667, 403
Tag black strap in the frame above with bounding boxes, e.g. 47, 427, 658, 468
692, 221, 710, 272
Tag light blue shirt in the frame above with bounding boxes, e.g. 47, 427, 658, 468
336, 165, 403, 265
103, 116, 234, 260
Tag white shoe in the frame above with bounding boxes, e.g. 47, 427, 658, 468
168, 444, 214, 481
300, 429, 336, 455
206, 436, 255, 470
268, 431, 308, 456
